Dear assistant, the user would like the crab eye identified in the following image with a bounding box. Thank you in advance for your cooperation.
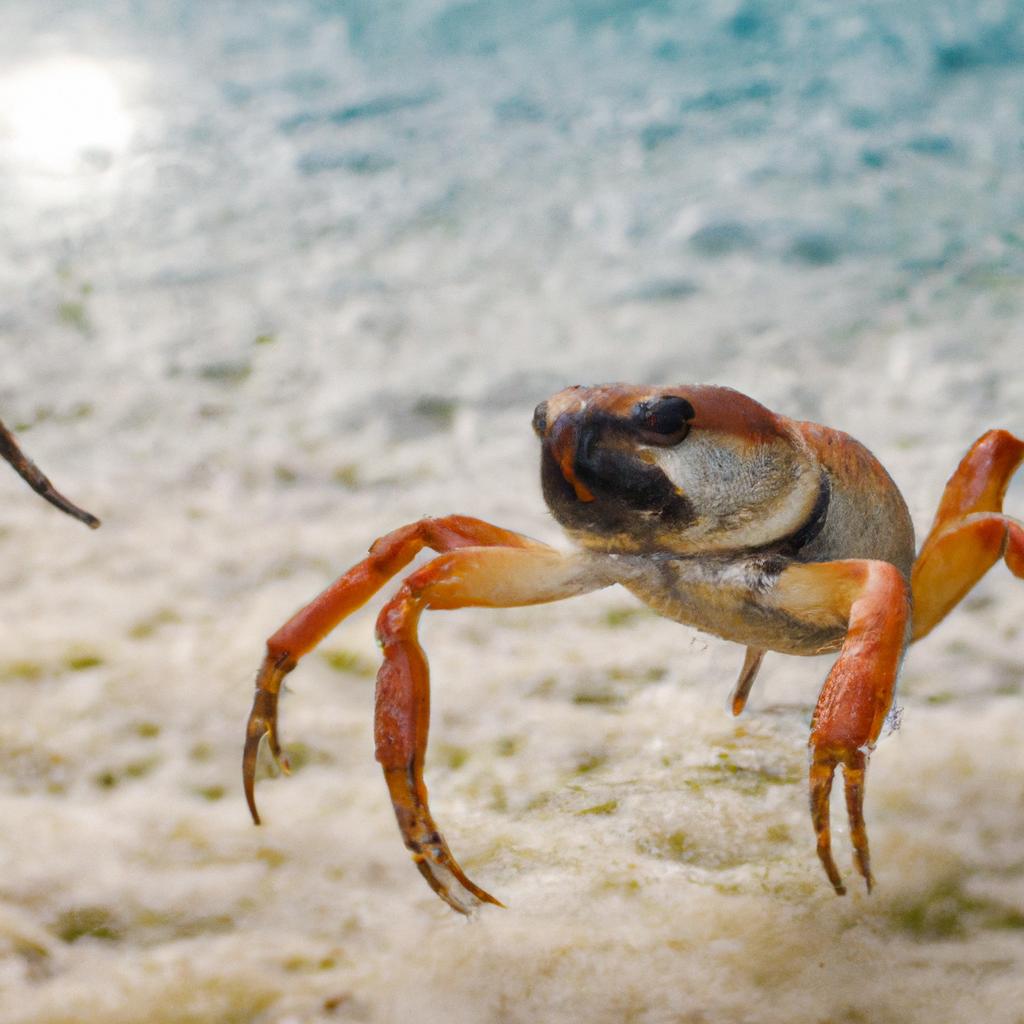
[632,395,694,446]
[532,401,548,437]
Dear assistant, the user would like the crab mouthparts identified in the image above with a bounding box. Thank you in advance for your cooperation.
[547,415,595,503]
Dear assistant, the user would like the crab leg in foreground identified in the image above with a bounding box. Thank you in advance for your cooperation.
[375,545,614,911]
[243,515,612,912]
[244,384,1024,910]
[0,418,100,528]
[773,560,910,892]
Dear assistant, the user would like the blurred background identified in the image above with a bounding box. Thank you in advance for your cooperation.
[1,2,1022,1022]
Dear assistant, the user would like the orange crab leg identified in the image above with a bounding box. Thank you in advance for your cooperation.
[374,545,612,913]
[0,418,100,528]
[774,559,911,894]
[911,429,1024,640]
[729,646,765,716]
[243,516,549,824]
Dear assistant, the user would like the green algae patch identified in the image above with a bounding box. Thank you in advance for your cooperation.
[683,758,801,797]
[602,605,652,628]
[595,872,642,895]
[282,952,344,973]
[332,462,360,488]
[189,741,213,762]
[136,908,235,940]
[413,395,457,428]
[986,906,1024,930]
[93,757,159,788]
[57,299,91,334]
[63,648,104,671]
[321,648,375,677]
[0,660,45,682]
[489,782,508,813]
[640,826,754,870]
[886,875,1024,940]
[495,735,521,757]
[607,664,668,683]
[54,906,123,943]
[256,846,288,868]
[574,752,608,775]
[198,359,252,385]
[577,799,619,816]
[1,649,106,680]
[663,831,690,858]
[194,784,226,801]
[572,689,624,707]
[129,607,182,639]
[437,742,470,770]
[572,665,667,706]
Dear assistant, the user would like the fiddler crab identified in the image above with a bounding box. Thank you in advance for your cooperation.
[0,417,100,529]
[243,384,1023,913]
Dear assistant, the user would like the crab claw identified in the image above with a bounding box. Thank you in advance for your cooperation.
[385,768,504,915]
[809,746,872,896]
[243,653,295,824]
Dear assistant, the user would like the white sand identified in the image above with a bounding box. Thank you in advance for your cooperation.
[1,3,1024,1022]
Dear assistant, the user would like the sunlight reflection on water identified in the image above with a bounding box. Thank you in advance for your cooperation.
[2,57,132,173]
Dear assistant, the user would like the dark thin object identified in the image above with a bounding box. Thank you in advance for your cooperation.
[0,418,100,528]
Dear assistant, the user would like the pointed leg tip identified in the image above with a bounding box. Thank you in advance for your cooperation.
[412,848,504,915]
[477,888,505,909]
[451,887,504,916]
[454,887,504,914]
[243,782,262,825]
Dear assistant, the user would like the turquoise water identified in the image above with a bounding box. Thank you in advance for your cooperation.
[2,1,1022,508]
[4,2,1024,401]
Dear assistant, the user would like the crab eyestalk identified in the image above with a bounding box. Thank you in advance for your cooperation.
[0,418,100,528]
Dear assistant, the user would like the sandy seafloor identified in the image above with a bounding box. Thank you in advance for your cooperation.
[1,2,1024,1022]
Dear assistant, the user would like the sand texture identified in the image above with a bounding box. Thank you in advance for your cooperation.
[1,3,1023,1022]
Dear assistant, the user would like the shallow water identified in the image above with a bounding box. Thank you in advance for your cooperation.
[1,2,1023,1022]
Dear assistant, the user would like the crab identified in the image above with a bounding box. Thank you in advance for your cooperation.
[0,417,99,528]
[243,384,1023,913]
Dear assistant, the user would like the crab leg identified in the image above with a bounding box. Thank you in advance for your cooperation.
[911,429,1024,640]
[244,516,552,823]
[0,418,100,528]
[773,559,911,894]
[374,546,613,913]
[729,646,765,716]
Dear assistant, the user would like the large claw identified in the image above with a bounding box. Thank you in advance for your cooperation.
[809,746,872,896]
[242,653,295,824]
